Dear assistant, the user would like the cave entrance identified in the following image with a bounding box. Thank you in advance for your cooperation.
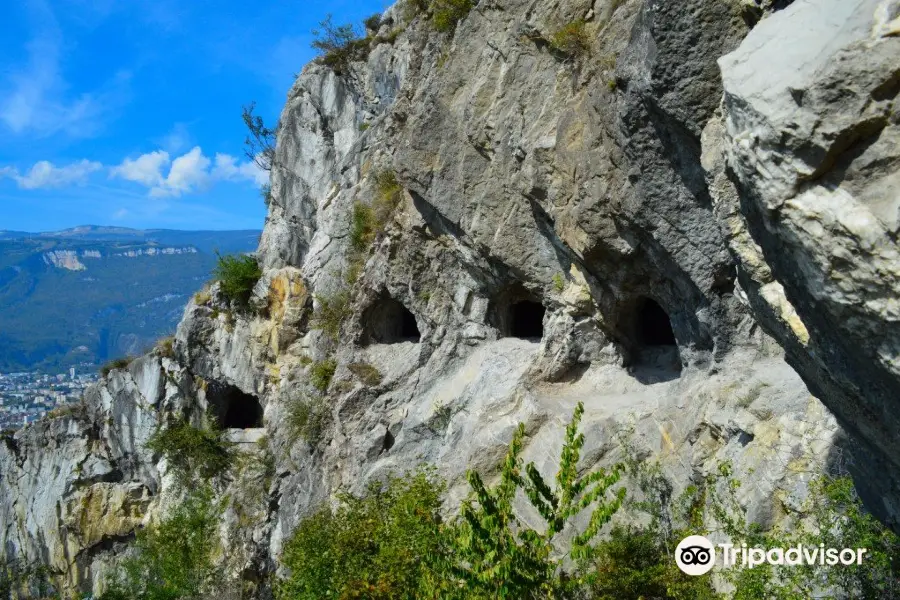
[626,296,681,381]
[362,293,421,345]
[510,300,546,339]
[489,285,546,340]
[208,382,263,429]
[636,297,677,347]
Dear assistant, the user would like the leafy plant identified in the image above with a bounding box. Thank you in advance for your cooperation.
[241,101,277,171]
[213,252,262,309]
[552,273,565,293]
[146,420,235,486]
[431,0,475,33]
[439,401,626,598]
[99,486,223,600]
[311,15,370,74]
[550,20,591,58]
[310,358,337,393]
[277,468,446,600]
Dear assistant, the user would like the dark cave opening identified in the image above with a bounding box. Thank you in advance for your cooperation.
[362,293,421,345]
[208,382,263,429]
[510,300,546,339]
[636,297,677,347]
[489,284,546,340]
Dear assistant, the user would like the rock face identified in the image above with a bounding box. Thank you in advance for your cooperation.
[0,0,896,596]
[704,0,900,524]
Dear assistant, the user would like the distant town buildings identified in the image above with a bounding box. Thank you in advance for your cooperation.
[0,369,97,431]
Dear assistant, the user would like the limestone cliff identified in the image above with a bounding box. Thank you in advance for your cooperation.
[0,0,896,596]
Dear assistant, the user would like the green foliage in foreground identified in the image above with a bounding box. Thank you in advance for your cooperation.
[278,402,627,599]
[277,469,446,600]
[17,402,900,600]
[213,253,262,309]
[438,402,625,598]
[146,420,235,487]
[99,486,222,600]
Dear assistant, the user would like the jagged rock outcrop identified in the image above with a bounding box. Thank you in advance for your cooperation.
[703,0,900,525]
[1,0,896,596]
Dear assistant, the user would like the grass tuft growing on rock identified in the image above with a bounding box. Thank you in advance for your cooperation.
[309,359,337,393]
[286,394,330,446]
[100,356,135,378]
[550,20,591,58]
[348,361,383,386]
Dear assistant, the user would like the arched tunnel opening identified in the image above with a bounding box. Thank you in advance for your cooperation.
[489,284,546,340]
[636,297,677,347]
[625,296,682,380]
[362,293,421,345]
[208,382,263,429]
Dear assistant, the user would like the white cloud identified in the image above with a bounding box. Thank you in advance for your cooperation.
[110,151,170,186]
[2,146,265,197]
[0,159,102,189]
[212,153,268,186]
[150,146,211,197]
[0,1,130,138]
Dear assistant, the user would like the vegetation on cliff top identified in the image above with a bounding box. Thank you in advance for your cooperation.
[213,252,262,310]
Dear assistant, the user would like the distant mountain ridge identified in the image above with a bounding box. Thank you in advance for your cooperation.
[0,226,261,255]
[0,227,261,373]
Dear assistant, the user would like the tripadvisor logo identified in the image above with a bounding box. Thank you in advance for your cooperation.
[676,535,716,575]
[675,535,869,576]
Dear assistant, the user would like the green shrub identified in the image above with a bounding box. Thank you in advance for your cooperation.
[431,0,474,32]
[309,358,337,393]
[286,394,330,446]
[277,468,446,600]
[348,361,383,386]
[213,253,262,309]
[101,356,135,377]
[707,462,900,599]
[550,20,591,57]
[363,13,383,31]
[99,486,223,600]
[312,15,370,74]
[588,525,718,600]
[146,420,235,486]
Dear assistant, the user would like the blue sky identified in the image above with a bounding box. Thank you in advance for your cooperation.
[0,0,388,232]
